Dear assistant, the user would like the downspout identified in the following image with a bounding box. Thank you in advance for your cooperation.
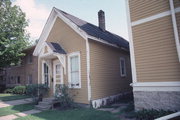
[169,0,180,62]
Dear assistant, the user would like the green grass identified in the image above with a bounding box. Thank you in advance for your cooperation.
[0,94,29,101]
[0,103,34,117]
[15,108,119,120]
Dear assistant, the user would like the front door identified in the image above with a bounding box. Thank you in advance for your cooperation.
[53,60,63,94]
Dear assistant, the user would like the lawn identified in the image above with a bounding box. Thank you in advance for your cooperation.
[15,108,119,120]
[0,103,34,116]
[0,94,29,101]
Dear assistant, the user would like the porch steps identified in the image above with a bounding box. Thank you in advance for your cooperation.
[35,98,55,111]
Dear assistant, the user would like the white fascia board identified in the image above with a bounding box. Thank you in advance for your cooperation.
[33,9,57,56]
[87,35,119,48]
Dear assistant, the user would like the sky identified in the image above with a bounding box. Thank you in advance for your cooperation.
[12,0,128,42]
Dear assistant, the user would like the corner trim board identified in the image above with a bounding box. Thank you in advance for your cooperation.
[125,0,137,83]
[169,0,180,62]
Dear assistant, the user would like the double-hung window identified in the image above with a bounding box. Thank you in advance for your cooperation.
[120,57,126,77]
[68,52,81,88]
[42,61,49,87]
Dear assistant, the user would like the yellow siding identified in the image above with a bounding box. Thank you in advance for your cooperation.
[89,40,132,100]
[174,0,180,8]
[176,12,180,42]
[132,16,180,82]
[44,18,88,104]
[129,0,170,22]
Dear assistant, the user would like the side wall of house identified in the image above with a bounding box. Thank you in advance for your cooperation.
[128,0,180,110]
[89,40,132,108]
[5,48,38,87]
[40,17,88,104]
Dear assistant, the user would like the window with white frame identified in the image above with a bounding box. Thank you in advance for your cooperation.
[68,52,81,88]
[120,57,126,77]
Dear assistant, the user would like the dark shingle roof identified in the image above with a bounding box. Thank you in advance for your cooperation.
[55,8,129,50]
[46,42,66,54]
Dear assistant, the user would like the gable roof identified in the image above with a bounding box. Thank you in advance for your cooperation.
[46,42,66,54]
[55,8,129,50]
[33,7,129,56]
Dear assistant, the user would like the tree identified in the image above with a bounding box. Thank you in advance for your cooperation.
[0,0,29,68]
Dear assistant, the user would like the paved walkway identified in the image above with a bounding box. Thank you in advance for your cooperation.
[0,98,32,108]
[0,109,41,120]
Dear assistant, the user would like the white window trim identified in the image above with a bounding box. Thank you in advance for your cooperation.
[120,57,126,77]
[68,51,81,88]
[42,60,50,87]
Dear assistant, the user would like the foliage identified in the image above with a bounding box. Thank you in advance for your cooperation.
[4,88,13,93]
[135,109,174,120]
[13,86,26,94]
[55,84,74,109]
[26,84,49,104]
[0,0,29,67]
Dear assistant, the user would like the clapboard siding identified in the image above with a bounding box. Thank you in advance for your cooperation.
[89,40,132,100]
[176,12,180,42]
[45,18,88,104]
[174,0,180,8]
[129,0,170,22]
[132,15,180,82]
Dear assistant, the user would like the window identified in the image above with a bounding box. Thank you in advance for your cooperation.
[120,57,126,77]
[27,54,33,63]
[17,76,20,84]
[68,52,81,88]
[28,74,32,84]
[43,62,49,86]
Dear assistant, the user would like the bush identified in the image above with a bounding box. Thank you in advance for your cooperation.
[55,84,74,109]
[4,88,14,93]
[26,84,49,104]
[135,109,174,120]
[13,86,26,94]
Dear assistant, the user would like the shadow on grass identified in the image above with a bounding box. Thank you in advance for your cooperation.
[15,108,119,120]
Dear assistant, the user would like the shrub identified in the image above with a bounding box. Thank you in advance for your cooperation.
[135,109,174,120]
[55,84,74,109]
[26,84,49,104]
[13,86,26,94]
[4,88,14,93]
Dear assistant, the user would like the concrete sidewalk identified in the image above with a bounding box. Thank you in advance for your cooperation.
[0,98,32,108]
[0,109,41,120]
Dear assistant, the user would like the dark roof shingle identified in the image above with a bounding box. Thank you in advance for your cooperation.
[46,42,66,54]
[55,8,129,50]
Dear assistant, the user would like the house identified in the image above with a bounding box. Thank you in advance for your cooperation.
[5,46,38,87]
[126,0,180,111]
[33,8,132,108]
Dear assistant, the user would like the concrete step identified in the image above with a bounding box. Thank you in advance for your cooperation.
[35,104,51,111]
[38,101,52,106]
[42,98,55,102]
